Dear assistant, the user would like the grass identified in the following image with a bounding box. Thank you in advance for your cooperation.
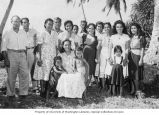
[1,68,159,109]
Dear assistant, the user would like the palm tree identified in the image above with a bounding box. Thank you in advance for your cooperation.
[0,0,14,46]
[102,0,127,21]
[131,0,154,36]
[144,0,159,64]
[66,0,88,21]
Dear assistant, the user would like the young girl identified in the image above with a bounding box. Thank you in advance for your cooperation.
[46,56,66,99]
[106,45,128,97]
[56,47,89,99]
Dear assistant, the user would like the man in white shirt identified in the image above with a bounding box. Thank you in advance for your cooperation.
[21,17,38,90]
[1,15,29,102]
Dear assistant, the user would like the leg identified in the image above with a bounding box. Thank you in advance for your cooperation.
[7,51,19,96]
[18,53,29,96]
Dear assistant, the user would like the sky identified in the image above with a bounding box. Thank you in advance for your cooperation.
[0,0,137,32]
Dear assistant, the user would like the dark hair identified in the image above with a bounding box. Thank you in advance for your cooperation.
[76,46,83,52]
[114,45,123,54]
[54,17,61,23]
[44,18,53,28]
[54,56,62,66]
[81,20,87,25]
[21,17,29,24]
[104,22,111,28]
[112,20,127,35]
[60,39,72,53]
[73,25,79,30]
[87,23,96,35]
[64,20,73,30]
[96,21,104,29]
[129,22,144,38]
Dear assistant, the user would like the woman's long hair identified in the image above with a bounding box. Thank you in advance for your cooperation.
[112,20,128,35]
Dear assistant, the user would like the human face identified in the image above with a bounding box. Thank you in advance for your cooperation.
[115,49,122,57]
[87,25,95,36]
[45,20,53,32]
[76,50,83,58]
[55,60,62,67]
[65,23,73,32]
[53,19,61,29]
[131,25,138,35]
[103,24,111,34]
[63,41,71,52]
[116,23,123,34]
[73,26,78,34]
[96,24,103,33]
[11,16,21,29]
[21,19,29,30]
[80,22,86,30]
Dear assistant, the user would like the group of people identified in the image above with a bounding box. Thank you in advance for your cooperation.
[0,15,148,105]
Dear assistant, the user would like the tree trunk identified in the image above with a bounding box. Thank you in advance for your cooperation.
[81,2,87,21]
[0,0,14,46]
[0,0,14,34]
[144,0,159,64]
[119,10,123,21]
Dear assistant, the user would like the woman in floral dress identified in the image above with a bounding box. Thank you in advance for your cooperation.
[98,22,112,94]
[34,18,57,98]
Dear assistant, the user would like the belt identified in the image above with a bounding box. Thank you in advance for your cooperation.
[7,49,26,53]
[27,46,35,49]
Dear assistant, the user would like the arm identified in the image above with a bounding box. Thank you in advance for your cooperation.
[96,40,102,63]
[139,36,146,66]
[83,59,89,86]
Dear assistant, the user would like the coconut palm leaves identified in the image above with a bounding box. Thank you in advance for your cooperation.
[131,0,154,35]
[66,0,89,21]
[102,0,127,21]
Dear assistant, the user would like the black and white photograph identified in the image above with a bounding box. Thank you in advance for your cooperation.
[0,0,159,113]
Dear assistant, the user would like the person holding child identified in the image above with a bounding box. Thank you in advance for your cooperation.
[33,18,58,98]
[56,41,89,99]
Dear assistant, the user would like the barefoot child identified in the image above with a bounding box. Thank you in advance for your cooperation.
[106,45,128,96]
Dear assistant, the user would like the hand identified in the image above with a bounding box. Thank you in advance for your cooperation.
[4,59,10,67]
[139,60,143,66]
[123,59,129,66]
[95,59,99,63]
[108,58,113,65]
[37,59,42,66]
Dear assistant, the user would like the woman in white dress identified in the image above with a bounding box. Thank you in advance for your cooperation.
[98,22,112,93]
[56,40,88,99]
[33,18,57,98]
[109,20,130,78]
[107,20,130,96]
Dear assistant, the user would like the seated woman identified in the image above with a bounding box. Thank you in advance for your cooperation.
[56,40,89,99]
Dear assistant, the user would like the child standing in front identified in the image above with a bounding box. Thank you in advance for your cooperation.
[106,45,128,97]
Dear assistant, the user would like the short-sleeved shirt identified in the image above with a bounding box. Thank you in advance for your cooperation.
[23,28,38,48]
[130,36,146,49]
[1,29,28,51]
[110,34,130,58]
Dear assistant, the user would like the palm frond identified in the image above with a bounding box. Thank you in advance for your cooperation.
[66,0,73,3]
[123,0,127,12]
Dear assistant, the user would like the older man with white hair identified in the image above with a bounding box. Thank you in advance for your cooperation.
[1,15,29,103]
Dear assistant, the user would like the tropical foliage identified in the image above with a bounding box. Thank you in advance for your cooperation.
[131,0,154,35]
[102,0,127,21]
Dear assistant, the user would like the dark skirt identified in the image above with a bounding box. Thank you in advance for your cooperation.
[128,51,144,81]
[111,64,124,86]
[83,45,96,76]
